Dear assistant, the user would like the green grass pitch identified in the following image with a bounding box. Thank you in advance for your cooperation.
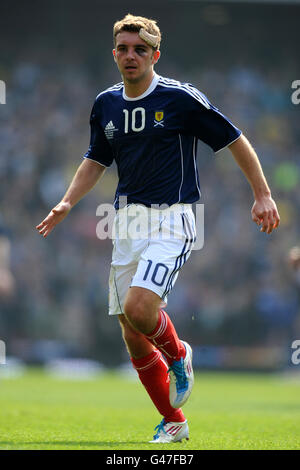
[0,368,299,450]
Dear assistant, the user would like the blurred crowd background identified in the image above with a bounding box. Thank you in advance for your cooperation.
[0,0,300,369]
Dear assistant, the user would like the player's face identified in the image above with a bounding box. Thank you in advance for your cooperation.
[113,31,160,84]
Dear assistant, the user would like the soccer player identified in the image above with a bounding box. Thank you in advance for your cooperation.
[36,14,280,443]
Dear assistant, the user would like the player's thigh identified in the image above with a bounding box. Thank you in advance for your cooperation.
[109,223,148,316]
[109,262,138,316]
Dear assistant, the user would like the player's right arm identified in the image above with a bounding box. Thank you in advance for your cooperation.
[36,158,106,238]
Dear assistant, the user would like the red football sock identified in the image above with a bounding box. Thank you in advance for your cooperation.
[131,349,185,423]
[146,310,185,365]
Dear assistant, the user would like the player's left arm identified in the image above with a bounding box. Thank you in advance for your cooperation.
[228,134,280,234]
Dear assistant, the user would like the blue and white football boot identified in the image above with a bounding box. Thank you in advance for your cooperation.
[168,341,194,408]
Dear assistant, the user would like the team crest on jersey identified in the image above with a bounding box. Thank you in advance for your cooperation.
[154,111,164,127]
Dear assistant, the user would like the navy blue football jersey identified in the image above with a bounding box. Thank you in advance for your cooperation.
[84,73,241,208]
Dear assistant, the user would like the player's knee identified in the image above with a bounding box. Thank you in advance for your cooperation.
[123,298,147,330]
[124,288,160,333]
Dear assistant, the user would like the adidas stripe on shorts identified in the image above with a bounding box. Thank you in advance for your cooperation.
[108,203,196,316]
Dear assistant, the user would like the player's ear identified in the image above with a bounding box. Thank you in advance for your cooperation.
[112,49,117,62]
[152,50,160,65]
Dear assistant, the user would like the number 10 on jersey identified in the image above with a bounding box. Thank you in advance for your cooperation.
[123,107,146,133]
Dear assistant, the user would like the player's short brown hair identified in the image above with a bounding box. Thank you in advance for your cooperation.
[113,14,161,50]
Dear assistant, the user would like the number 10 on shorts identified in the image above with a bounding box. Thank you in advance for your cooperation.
[143,260,169,287]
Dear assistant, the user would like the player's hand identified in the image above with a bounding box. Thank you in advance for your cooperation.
[36,201,72,238]
[251,196,280,234]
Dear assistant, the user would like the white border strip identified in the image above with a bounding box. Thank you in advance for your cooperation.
[214,132,242,154]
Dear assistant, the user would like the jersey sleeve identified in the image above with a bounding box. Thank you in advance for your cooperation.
[182,86,242,153]
[83,101,114,167]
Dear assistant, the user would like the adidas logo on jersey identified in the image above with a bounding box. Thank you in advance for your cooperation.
[104,120,118,139]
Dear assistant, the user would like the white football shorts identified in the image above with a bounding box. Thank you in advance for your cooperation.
[108,203,196,316]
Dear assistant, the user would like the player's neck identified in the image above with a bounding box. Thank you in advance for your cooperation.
[123,70,155,98]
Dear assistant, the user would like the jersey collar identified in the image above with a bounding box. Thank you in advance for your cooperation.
[123,73,160,101]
